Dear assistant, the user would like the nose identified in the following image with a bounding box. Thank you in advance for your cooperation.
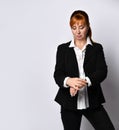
[76,28,80,34]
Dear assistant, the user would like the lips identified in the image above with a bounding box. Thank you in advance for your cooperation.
[76,35,82,38]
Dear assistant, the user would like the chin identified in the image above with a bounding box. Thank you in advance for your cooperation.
[76,37,83,40]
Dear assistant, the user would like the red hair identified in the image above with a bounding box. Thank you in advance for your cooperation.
[70,10,93,42]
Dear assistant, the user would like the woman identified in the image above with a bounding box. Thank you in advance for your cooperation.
[54,10,115,130]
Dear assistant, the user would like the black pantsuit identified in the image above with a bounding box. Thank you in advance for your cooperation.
[54,41,115,130]
[61,106,114,130]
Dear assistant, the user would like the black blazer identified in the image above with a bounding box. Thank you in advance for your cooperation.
[54,41,107,110]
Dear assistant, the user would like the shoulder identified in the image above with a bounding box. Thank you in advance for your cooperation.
[56,41,71,54]
[57,41,71,49]
[92,42,104,51]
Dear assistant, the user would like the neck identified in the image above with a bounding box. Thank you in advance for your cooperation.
[74,39,87,49]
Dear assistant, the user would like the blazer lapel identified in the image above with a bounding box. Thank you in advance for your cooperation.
[66,43,94,77]
[67,47,79,77]
[84,44,94,65]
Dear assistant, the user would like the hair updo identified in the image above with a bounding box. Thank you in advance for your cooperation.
[70,10,93,42]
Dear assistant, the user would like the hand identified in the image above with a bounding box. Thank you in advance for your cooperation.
[70,87,77,97]
[66,77,87,90]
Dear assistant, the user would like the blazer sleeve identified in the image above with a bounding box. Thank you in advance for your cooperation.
[87,44,108,86]
[53,45,67,88]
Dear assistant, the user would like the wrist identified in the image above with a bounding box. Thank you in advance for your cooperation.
[64,77,70,88]
[66,77,71,86]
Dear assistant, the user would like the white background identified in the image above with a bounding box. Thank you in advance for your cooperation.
[0,0,119,130]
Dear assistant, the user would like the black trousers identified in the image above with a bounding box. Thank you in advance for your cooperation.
[61,105,115,130]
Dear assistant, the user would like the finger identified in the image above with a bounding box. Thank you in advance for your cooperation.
[71,90,77,97]
[70,87,77,94]
[74,90,77,95]
[75,82,85,88]
[79,80,87,86]
[72,85,78,90]
[78,85,84,89]
[75,79,87,85]
[78,78,86,81]
[74,85,80,90]
[70,91,75,97]
[80,83,87,87]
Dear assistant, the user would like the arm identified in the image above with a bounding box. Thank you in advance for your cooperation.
[54,45,87,89]
[86,44,108,86]
[54,45,67,88]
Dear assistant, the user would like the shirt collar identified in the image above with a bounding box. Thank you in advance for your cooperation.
[69,37,92,48]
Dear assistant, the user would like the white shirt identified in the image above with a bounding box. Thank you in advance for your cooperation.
[64,38,92,110]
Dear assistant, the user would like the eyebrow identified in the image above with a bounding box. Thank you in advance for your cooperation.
[72,24,85,27]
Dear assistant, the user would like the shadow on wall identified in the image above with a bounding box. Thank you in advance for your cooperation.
[102,52,119,130]
[79,50,119,130]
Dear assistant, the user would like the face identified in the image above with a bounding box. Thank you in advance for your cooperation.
[71,21,89,41]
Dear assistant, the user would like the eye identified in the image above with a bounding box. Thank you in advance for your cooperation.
[79,26,85,29]
[72,26,77,30]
